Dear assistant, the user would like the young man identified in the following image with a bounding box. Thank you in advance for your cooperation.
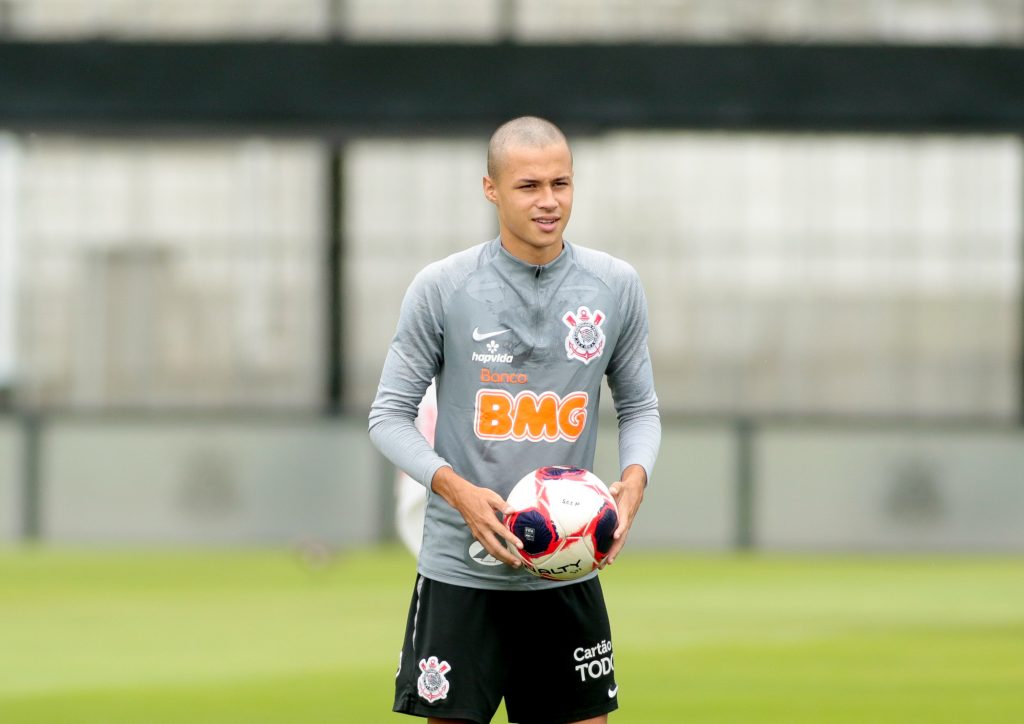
[369,116,660,724]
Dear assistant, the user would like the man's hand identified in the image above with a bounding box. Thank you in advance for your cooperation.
[431,466,523,568]
[602,464,647,567]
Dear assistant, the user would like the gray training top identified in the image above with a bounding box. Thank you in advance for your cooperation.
[369,237,661,591]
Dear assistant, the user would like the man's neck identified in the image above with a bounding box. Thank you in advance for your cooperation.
[500,238,564,267]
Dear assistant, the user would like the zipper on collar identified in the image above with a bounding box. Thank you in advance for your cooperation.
[534,266,542,279]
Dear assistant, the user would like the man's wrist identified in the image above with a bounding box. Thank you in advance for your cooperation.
[431,466,467,505]
[621,464,648,488]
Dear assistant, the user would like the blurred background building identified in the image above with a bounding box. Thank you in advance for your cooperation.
[0,0,1022,550]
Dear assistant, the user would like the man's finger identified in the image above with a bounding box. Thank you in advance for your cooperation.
[491,499,515,517]
[492,520,524,550]
[471,513,523,565]
[602,530,628,567]
[613,509,632,540]
[482,491,522,547]
[478,530,522,567]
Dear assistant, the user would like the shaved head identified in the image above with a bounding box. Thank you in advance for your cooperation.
[487,116,570,179]
[482,116,574,265]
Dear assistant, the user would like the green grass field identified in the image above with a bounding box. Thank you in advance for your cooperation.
[1,546,1022,723]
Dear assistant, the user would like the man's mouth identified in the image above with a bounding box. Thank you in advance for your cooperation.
[533,217,559,232]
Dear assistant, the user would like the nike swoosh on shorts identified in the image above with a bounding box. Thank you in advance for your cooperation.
[608,685,619,698]
[472,327,510,341]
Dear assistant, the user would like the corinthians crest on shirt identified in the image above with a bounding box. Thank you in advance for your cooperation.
[563,306,606,364]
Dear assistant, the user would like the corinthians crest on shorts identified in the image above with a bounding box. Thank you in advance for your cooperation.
[563,306,606,364]
[417,656,452,702]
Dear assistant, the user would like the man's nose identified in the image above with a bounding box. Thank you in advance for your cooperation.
[536,185,557,209]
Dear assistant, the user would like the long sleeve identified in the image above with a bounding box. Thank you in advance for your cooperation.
[605,265,661,482]
[368,265,451,488]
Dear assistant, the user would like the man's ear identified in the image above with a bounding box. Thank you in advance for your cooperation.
[482,175,497,204]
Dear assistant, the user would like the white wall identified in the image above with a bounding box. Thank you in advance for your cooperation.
[2,415,1023,551]
[757,427,1024,551]
[0,134,17,390]
[40,417,378,546]
[593,419,737,549]
[0,418,21,541]
[15,137,326,409]
[9,0,1021,44]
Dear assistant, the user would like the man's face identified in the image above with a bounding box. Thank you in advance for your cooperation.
[483,141,573,265]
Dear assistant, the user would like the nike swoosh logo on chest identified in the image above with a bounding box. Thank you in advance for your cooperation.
[472,327,510,342]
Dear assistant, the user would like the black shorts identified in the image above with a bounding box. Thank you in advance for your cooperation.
[393,575,618,724]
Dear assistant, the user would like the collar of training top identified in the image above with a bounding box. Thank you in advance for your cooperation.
[492,236,573,277]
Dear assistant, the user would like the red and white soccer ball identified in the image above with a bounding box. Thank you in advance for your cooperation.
[504,466,619,581]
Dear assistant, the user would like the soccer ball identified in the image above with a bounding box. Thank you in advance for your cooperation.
[504,466,619,581]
